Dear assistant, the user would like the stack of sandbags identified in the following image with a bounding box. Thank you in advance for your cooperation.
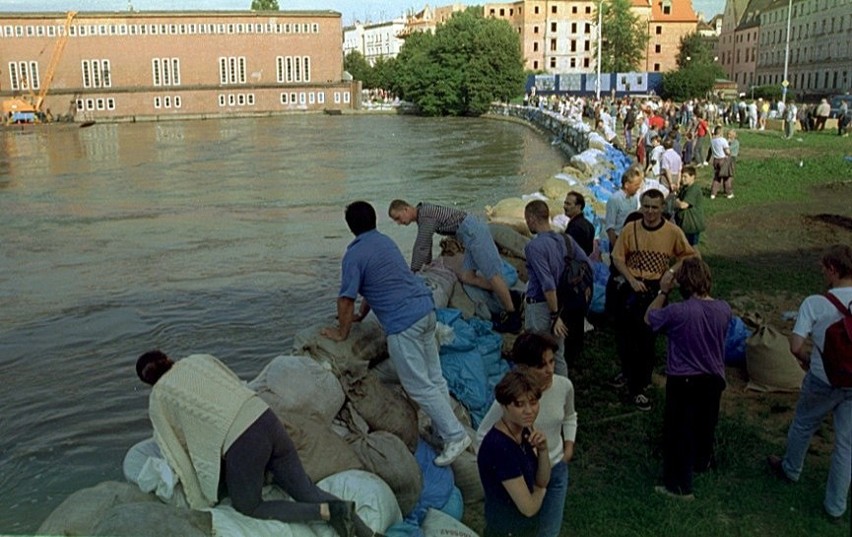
[292,321,387,370]
[484,198,528,234]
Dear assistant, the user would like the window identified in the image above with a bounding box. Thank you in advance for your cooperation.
[583,58,589,68]
[533,60,539,70]
[247,94,254,105]
[655,44,661,53]
[164,96,172,108]
[570,57,576,68]
[550,39,556,51]
[571,22,577,33]
[551,5,557,13]
[86,98,94,110]
[534,6,539,14]
[655,26,662,35]
[334,91,341,104]
[550,57,556,68]
[154,96,161,108]
[533,42,539,52]
[107,98,115,110]
[343,92,350,104]
[219,94,226,106]
[299,92,306,104]
[662,0,672,15]
[219,56,246,84]
[551,22,557,32]
[318,92,325,104]
[228,94,236,105]
[654,63,661,71]
[238,94,245,105]
[290,92,296,104]
[309,92,315,104]
[280,92,289,104]
[570,40,576,52]
[586,6,591,13]
[534,25,539,34]
[76,99,84,111]
[572,6,578,13]
[585,23,591,33]
[96,98,105,110]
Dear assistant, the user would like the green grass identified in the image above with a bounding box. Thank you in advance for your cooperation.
[464,128,852,536]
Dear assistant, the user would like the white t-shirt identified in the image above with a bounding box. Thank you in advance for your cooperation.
[793,287,852,385]
[710,136,730,159]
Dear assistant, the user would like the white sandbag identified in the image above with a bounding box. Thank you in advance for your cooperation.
[250,355,345,424]
[292,321,387,368]
[123,438,183,505]
[553,172,579,186]
[210,504,319,537]
[318,470,402,533]
[421,508,478,537]
[350,431,422,516]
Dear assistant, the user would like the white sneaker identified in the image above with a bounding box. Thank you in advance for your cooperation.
[726,193,735,199]
[434,435,471,466]
[710,195,716,200]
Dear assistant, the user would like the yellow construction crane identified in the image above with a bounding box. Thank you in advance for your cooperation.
[34,11,77,112]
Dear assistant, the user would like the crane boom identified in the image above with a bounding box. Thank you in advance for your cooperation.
[34,11,77,112]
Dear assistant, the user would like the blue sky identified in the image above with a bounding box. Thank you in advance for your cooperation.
[0,0,726,25]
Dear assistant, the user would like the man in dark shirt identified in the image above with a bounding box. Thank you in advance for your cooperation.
[563,191,595,256]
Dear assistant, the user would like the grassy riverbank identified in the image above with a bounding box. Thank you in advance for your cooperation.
[464,128,852,536]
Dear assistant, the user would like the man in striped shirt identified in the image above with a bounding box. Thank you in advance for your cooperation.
[389,200,521,333]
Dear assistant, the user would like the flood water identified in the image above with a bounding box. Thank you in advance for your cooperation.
[0,113,565,533]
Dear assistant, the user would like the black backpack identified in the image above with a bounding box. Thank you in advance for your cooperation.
[555,233,594,320]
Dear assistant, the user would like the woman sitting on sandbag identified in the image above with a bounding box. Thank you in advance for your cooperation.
[477,370,551,537]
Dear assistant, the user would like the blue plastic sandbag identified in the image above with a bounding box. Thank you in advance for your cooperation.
[724,316,751,365]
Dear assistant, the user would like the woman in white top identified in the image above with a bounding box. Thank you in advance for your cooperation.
[476,333,578,537]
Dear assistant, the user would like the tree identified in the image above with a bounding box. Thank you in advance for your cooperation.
[661,33,726,100]
[392,10,524,116]
[597,0,648,73]
[250,0,278,10]
[344,51,373,86]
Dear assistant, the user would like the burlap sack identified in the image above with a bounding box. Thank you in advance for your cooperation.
[292,321,387,369]
[339,365,420,452]
[449,450,483,505]
[488,223,530,259]
[350,431,422,516]
[279,414,364,482]
[250,355,345,425]
[745,315,804,392]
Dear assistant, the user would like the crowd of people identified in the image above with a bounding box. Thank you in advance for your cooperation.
[130,98,850,535]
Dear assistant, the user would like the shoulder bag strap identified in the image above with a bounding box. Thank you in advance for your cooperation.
[824,292,852,317]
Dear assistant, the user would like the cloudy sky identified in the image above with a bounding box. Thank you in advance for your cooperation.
[0,0,726,25]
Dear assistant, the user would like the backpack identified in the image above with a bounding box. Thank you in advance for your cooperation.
[820,293,852,387]
[556,233,594,319]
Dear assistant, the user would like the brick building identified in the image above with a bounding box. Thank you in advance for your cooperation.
[0,10,358,122]
[635,0,700,73]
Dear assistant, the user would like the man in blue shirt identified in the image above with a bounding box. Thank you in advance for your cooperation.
[322,201,471,466]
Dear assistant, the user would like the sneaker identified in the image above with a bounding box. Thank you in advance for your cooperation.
[766,455,793,483]
[726,193,734,199]
[493,310,522,334]
[654,485,695,501]
[633,393,651,411]
[434,435,472,467]
[710,195,716,200]
[607,372,627,389]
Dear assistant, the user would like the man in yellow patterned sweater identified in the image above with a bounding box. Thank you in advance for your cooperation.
[611,190,696,411]
[136,351,381,537]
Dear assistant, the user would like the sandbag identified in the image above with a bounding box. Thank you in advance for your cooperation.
[488,223,530,259]
[350,432,422,517]
[123,438,185,505]
[37,481,158,537]
[541,176,573,202]
[420,508,478,537]
[485,198,526,221]
[438,487,463,521]
[419,261,458,309]
[279,414,364,482]
[449,449,483,505]
[486,216,530,236]
[250,355,345,425]
[744,316,804,392]
[92,501,211,537]
[317,470,403,534]
[406,441,455,526]
[447,280,479,319]
[292,321,387,368]
[339,364,420,452]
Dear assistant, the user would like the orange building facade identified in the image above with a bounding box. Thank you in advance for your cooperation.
[483,0,699,74]
[0,10,358,122]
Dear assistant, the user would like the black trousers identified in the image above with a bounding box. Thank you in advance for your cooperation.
[662,375,725,495]
[613,280,660,396]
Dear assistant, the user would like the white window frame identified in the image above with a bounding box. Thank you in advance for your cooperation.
[317,92,325,104]
[96,98,105,110]
[164,95,171,108]
[246,93,255,105]
[280,92,288,104]
[174,95,181,108]
[107,97,115,110]
[228,94,236,105]
[218,94,226,106]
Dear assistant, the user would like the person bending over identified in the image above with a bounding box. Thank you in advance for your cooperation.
[136,351,382,537]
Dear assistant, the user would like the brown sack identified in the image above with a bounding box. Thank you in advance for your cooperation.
[744,315,804,392]
[350,431,422,516]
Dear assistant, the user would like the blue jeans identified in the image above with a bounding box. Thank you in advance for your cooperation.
[782,372,852,517]
[459,215,503,280]
[524,301,567,377]
[537,461,569,537]
[387,311,467,444]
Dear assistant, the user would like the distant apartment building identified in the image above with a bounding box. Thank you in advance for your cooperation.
[398,4,468,37]
[342,17,406,65]
[0,10,357,121]
[718,0,852,96]
[482,0,698,74]
[755,0,851,97]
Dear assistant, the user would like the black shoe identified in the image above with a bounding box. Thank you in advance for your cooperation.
[327,500,355,537]
[766,455,793,483]
[493,310,522,334]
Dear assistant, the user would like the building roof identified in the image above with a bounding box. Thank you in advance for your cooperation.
[651,0,698,22]
[736,0,777,30]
